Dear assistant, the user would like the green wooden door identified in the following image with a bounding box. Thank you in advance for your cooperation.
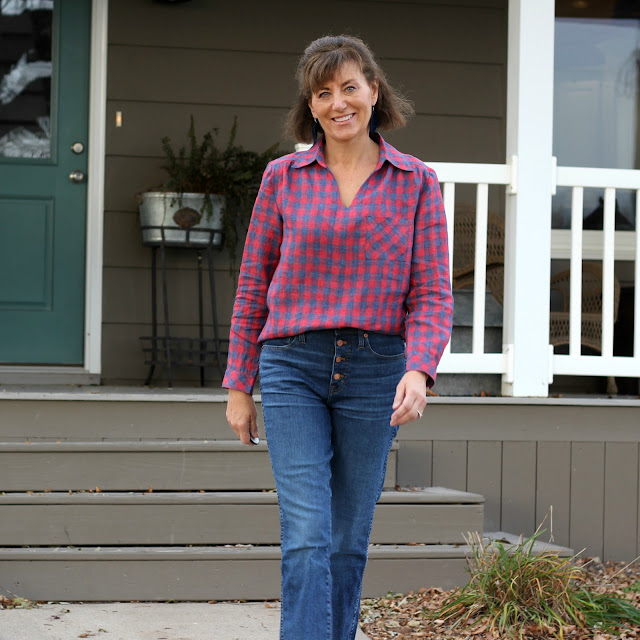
[0,0,90,364]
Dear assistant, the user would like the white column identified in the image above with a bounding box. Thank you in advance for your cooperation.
[501,0,555,396]
[84,0,109,376]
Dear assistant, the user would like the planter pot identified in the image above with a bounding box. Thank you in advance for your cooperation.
[138,192,224,247]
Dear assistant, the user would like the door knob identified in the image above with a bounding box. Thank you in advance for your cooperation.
[69,170,85,183]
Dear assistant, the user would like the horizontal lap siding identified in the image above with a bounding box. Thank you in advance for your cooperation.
[400,403,640,561]
[103,0,507,384]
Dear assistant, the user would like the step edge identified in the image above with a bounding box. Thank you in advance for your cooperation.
[0,544,470,561]
[0,488,483,505]
[0,440,399,452]
[484,531,574,557]
[3,387,640,407]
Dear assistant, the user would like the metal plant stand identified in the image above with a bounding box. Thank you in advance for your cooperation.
[139,225,225,387]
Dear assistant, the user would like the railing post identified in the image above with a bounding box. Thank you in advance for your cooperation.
[502,0,555,396]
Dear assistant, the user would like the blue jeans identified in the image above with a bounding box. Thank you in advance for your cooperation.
[259,329,405,640]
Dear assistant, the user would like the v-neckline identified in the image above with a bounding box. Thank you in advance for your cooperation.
[327,165,377,210]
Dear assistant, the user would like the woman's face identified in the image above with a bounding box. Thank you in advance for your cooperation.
[308,61,378,146]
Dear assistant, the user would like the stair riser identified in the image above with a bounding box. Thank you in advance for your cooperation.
[0,450,397,491]
[0,400,231,440]
[0,556,469,601]
[0,503,482,546]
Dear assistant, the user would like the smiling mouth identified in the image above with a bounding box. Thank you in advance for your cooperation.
[333,114,354,123]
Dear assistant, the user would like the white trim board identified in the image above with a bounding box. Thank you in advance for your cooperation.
[84,0,108,377]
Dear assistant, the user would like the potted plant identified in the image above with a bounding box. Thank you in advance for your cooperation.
[138,115,280,264]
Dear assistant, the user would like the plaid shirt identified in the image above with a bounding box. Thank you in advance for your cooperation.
[222,134,453,394]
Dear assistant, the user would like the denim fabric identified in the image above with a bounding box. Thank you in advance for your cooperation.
[259,329,405,640]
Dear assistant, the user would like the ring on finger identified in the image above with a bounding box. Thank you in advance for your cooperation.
[416,408,423,418]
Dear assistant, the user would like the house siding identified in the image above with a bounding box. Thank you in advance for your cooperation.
[102,0,507,385]
[397,401,640,561]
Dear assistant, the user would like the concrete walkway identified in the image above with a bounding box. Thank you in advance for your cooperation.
[0,602,370,639]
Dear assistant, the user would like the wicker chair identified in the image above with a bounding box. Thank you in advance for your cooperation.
[550,262,621,394]
[452,210,621,391]
[452,208,505,306]
[549,261,621,355]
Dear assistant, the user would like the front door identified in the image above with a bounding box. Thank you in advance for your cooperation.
[0,0,90,365]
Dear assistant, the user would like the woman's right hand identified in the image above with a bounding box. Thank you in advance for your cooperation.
[226,389,259,445]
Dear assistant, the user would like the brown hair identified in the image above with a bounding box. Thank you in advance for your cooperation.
[285,35,415,143]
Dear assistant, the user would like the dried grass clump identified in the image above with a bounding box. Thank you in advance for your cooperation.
[434,527,640,639]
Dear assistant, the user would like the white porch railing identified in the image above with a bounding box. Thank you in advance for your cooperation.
[552,166,640,378]
[428,160,515,379]
[429,161,640,387]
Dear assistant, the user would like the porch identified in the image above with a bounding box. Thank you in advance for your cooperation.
[0,385,637,600]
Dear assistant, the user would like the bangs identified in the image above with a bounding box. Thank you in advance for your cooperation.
[304,48,364,94]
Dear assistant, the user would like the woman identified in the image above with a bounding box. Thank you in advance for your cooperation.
[223,35,453,640]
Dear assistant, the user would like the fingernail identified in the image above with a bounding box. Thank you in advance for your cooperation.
[250,436,260,445]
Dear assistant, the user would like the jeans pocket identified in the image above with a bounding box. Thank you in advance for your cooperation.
[365,215,411,261]
[364,332,405,359]
[261,335,298,350]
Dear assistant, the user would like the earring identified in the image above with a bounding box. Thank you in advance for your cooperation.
[369,106,379,135]
[312,117,320,144]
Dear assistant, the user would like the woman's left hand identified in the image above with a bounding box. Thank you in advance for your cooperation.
[390,370,429,426]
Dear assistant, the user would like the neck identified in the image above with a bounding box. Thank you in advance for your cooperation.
[324,133,379,168]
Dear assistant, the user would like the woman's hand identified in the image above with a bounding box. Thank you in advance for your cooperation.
[226,389,259,445]
[390,370,429,426]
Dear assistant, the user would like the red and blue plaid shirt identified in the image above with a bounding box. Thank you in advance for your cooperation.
[222,134,453,393]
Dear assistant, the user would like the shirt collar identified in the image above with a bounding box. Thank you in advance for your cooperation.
[290,133,415,172]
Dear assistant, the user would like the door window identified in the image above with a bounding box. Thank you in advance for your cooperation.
[0,0,53,159]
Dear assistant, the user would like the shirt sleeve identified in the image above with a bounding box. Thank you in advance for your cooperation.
[222,162,282,393]
[404,165,453,386]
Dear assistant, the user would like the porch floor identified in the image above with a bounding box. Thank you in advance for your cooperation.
[1,384,639,406]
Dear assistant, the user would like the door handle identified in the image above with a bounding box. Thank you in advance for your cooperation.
[69,170,86,184]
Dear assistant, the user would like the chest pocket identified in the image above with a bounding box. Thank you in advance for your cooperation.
[365,214,411,262]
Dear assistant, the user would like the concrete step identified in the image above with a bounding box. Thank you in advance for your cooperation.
[0,440,398,491]
[0,534,572,601]
[0,487,484,546]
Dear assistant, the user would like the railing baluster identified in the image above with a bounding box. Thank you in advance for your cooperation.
[569,187,583,356]
[472,184,489,355]
[635,190,640,359]
[442,182,456,357]
[602,187,616,358]
[442,182,456,285]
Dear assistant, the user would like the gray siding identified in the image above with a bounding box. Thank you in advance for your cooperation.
[395,399,640,561]
[103,0,507,384]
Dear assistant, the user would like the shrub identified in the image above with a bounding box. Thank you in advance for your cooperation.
[433,527,640,639]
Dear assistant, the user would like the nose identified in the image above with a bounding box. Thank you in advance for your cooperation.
[332,96,347,111]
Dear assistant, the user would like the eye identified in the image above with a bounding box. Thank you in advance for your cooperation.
[317,91,330,98]
[345,85,356,93]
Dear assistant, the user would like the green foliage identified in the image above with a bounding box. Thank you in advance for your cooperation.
[432,528,640,639]
[623,580,640,593]
[160,115,281,264]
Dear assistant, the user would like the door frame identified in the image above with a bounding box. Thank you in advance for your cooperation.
[0,0,107,385]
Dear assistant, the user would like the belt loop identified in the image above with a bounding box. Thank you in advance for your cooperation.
[358,330,365,348]
[299,332,306,344]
